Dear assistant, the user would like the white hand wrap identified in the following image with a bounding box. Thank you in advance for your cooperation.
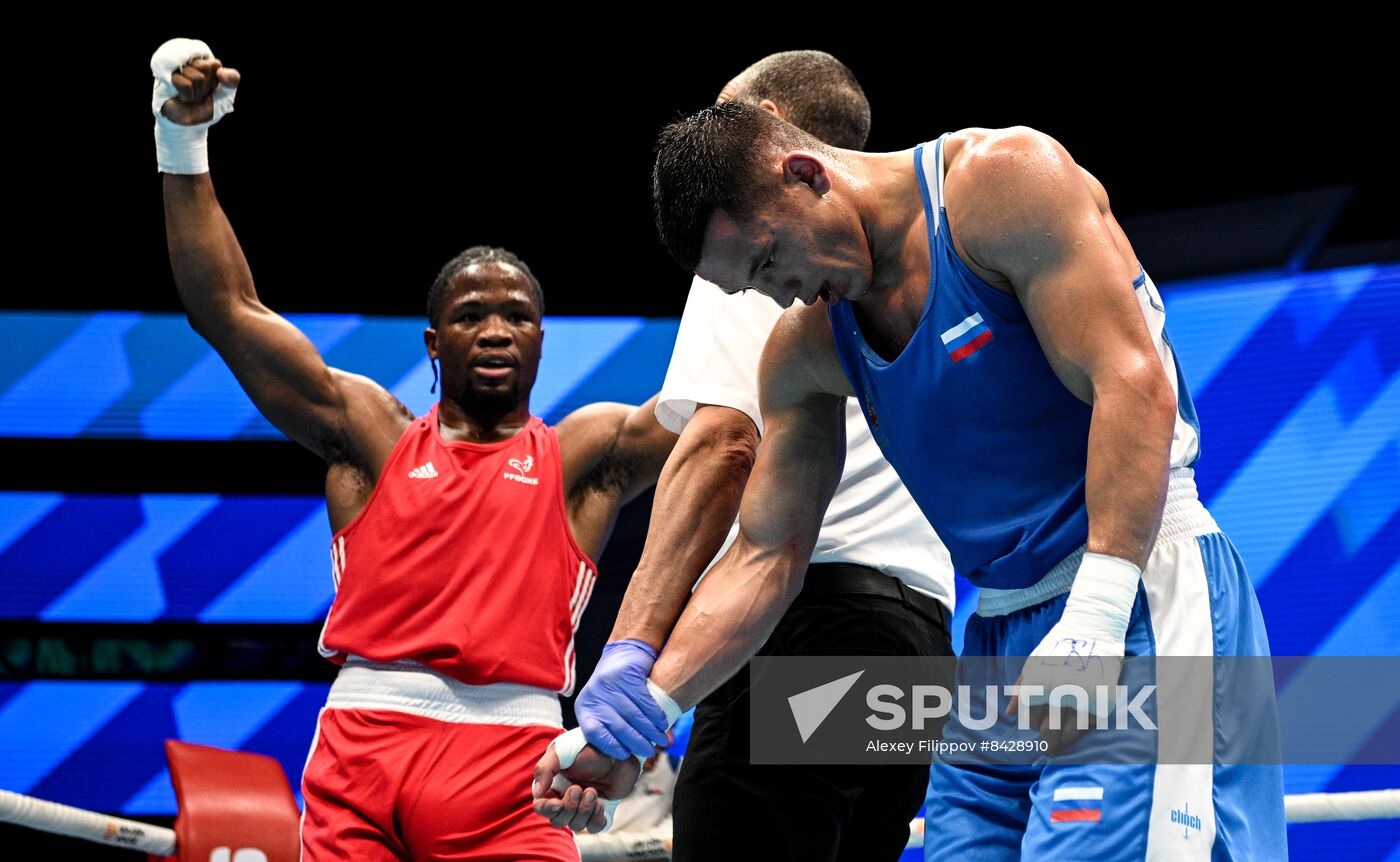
[546,728,627,833]
[1019,553,1141,720]
[646,679,685,730]
[150,38,238,174]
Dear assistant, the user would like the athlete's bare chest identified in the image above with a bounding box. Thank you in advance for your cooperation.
[851,272,932,362]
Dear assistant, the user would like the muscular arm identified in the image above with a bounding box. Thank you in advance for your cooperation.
[949,129,1175,568]
[649,306,849,709]
[165,175,396,462]
[563,286,773,762]
[604,280,776,648]
[159,65,407,469]
[558,395,680,562]
[609,404,758,648]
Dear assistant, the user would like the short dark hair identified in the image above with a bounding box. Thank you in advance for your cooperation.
[738,50,870,150]
[652,101,827,272]
[426,245,545,327]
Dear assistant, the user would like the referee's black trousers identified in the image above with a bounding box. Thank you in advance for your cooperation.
[671,564,954,862]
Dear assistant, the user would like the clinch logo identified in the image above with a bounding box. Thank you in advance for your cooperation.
[1170,803,1202,838]
[504,455,539,485]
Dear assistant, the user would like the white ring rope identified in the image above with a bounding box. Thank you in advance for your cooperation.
[575,824,673,860]
[3,787,1397,859]
[1283,790,1400,823]
[0,789,176,855]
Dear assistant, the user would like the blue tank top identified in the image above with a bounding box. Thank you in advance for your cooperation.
[828,136,1200,589]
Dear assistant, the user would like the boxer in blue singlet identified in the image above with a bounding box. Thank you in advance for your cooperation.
[537,103,1287,858]
[617,106,1287,860]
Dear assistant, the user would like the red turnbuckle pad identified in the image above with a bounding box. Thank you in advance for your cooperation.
[163,740,301,862]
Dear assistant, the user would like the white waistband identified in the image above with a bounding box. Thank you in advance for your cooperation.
[976,469,1218,617]
[326,656,562,728]
[976,547,1086,617]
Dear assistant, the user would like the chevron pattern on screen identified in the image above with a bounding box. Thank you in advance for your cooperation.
[0,681,328,814]
[0,314,678,437]
[0,493,333,621]
[1,266,1397,858]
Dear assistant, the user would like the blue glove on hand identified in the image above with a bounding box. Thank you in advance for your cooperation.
[575,639,672,760]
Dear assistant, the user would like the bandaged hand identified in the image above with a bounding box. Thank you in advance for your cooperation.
[531,728,643,833]
[150,38,240,174]
[1010,553,1141,741]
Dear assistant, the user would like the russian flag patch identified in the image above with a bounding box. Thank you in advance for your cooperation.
[940,313,994,361]
[1050,786,1103,823]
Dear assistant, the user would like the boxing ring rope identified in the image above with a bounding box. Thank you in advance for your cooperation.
[4,787,1399,860]
[0,789,177,855]
[1283,790,1400,823]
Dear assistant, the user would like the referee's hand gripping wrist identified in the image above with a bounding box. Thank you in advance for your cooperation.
[575,639,674,760]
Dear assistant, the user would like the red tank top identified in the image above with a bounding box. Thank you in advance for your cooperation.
[317,404,597,695]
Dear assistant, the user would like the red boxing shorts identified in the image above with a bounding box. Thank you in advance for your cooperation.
[301,659,577,862]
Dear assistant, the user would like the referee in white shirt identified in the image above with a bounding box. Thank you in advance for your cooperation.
[571,51,956,862]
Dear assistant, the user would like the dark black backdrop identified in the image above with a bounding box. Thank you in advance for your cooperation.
[8,17,1397,320]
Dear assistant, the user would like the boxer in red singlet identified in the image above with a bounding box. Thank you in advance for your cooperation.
[155,50,673,861]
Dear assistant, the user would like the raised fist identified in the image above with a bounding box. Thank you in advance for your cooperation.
[161,58,240,126]
[150,38,239,127]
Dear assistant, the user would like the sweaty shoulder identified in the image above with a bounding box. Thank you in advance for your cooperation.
[952,126,1113,210]
[943,126,1071,183]
[554,401,631,486]
[760,303,855,408]
[940,127,1112,286]
[554,401,630,453]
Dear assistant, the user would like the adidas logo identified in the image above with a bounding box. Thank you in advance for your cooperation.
[408,461,438,479]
